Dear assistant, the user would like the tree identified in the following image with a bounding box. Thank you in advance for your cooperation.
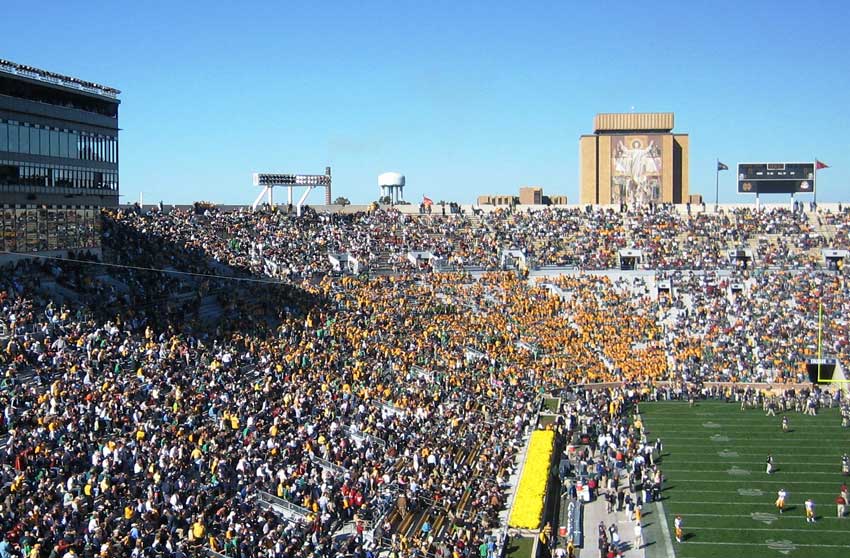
[333,197,350,206]
[378,196,392,205]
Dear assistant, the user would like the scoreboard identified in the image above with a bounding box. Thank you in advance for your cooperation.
[737,162,816,194]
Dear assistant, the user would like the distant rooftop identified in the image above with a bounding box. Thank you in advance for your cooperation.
[593,112,674,133]
[0,58,120,99]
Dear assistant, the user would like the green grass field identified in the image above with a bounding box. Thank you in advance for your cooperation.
[504,536,534,558]
[641,400,850,558]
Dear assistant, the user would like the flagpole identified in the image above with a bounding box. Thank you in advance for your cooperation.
[817,293,823,381]
[715,158,720,212]
[813,157,818,208]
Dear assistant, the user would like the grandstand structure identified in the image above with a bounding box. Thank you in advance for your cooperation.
[0,72,846,556]
[230,203,847,276]
[0,59,119,257]
[2,199,849,558]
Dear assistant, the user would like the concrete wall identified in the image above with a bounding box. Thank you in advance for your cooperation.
[579,135,597,204]
[519,187,542,205]
[598,136,613,204]
[0,247,102,266]
[662,134,674,203]
[0,95,118,130]
[674,134,689,204]
[125,201,846,218]
[593,112,674,133]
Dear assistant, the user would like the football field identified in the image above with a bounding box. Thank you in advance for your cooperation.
[641,400,850,558]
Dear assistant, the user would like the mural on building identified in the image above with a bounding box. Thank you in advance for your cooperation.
[611,135,662,205]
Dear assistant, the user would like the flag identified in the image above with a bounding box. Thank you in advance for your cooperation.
[717,161,729,171]
[816,160,829,170]
[422,196,433,206]
[817,299,823,363]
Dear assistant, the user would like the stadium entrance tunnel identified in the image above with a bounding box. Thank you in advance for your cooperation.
[726,248,755,269]
[822,249,848,271]
[657,279,672,297]
[806,358,846,385]
[618,248,643,271]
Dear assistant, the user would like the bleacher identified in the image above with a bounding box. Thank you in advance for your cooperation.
[0,202,847,558]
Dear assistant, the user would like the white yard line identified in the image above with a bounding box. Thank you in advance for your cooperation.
[686,526,849,533]
[659,460,839,465]
[662,479,840,484]
[678,489,841,495]
[660,440,841,446]
[662,469,838,475]
[667,513,844,520]
[647,422,847,426]
[664,451,845,457]
[678,541,848,548]
[664,501,793,506]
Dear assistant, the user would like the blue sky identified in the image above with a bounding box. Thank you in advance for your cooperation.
[4,0,848,205]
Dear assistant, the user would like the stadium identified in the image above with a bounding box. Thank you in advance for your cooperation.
[0,58,848,558]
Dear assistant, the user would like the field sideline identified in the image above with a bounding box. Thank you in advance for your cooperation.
[641,400,850,558]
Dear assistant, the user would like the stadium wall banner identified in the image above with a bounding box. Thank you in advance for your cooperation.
[610,135,663,206]
[565,498,583,547]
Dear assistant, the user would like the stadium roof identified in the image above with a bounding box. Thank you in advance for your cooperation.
[593,112,674,133]
[0,58,120,99]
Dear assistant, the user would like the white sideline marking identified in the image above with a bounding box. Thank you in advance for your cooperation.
[655,500,676,558]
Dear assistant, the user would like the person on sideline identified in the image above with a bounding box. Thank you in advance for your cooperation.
[633,522,644,549]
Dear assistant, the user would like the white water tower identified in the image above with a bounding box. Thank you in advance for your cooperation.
[378,172,405,204]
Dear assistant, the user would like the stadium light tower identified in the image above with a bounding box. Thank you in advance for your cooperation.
[251,167,332,215]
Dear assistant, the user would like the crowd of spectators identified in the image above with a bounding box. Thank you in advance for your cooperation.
[652,269,849,384]
[554,388,659,557]
[0,201,847,557]
[1,258,561,558]
[103,204,850,278]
